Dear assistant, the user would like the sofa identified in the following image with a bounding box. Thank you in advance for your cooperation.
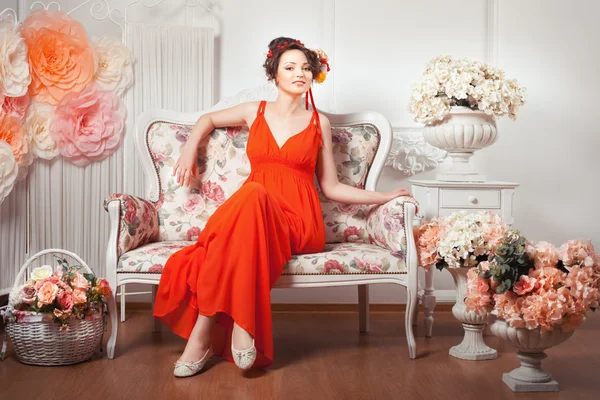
[103,85,429,359]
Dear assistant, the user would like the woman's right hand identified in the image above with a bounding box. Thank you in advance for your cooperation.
[173,142,198,187]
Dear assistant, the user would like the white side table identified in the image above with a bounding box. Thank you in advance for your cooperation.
[408,179,520,338]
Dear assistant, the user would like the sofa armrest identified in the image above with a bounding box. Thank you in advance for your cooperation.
[103,193,159,258]
[365,196,420,253]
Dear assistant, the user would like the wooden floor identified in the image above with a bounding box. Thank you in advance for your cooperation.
[1,308,599,400]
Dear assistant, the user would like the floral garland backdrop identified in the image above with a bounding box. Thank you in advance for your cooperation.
[0,9,134,204]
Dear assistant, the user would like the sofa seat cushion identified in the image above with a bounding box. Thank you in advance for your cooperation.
[117,241,407,274]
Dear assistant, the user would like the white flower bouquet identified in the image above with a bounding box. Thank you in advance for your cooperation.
[408,55,527,125]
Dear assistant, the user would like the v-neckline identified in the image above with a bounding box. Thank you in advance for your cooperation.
[262,113,315,152]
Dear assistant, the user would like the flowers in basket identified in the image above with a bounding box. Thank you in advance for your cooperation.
[415,210,508,271]
[408,55,527,124]
[5,258,113,332]
[464,232,600,332]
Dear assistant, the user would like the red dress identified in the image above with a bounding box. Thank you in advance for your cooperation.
[153,100,326,368]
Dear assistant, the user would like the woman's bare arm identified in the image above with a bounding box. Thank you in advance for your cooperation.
[174,101,259,186]
[315,115,410,205]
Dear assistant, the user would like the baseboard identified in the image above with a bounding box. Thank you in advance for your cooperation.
[121,302,454,313]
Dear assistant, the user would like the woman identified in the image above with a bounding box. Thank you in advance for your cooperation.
[153,37,411,377]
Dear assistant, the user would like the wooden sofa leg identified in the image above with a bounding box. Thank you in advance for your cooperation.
[358,284,369,333]
[151,285,161,333]
[405,286,417,359]
[423,267,436,338]
[120,284,126,323]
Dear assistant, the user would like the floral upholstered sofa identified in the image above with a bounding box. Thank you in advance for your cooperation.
[103,85,423,359]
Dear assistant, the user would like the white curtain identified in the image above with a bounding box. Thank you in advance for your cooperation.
[0,23,214,294]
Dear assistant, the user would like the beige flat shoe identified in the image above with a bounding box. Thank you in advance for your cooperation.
[174,347,214,378]
[231,339,257,370]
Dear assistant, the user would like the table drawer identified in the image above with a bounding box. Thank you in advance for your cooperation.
[440,189,501,209]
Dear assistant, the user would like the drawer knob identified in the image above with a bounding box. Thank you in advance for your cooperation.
[468,196,478,204]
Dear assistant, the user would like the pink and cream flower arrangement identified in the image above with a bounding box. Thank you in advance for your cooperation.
[464,234,600,332]
[415,210,508,271]
[5,260,112,331]
[0,10,134,203]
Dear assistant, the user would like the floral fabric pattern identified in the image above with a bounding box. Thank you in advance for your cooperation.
[317,124,380,243]
[366,196,420,253]
[103,193,159,258]
[147,122,250,241]
[117,241,407,274]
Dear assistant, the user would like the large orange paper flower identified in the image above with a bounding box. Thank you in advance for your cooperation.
[0,112,28,166]
[21,10,96,105]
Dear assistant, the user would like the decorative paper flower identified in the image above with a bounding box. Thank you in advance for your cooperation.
[23,101,58,159]
[91,36,134,96]
[22,10,96,105]
[0,140,18,204]
[50,84,126,167]
[0,18,31,97]
[311,48,330,84]
[2,94,30,120]
[0,112,29,166]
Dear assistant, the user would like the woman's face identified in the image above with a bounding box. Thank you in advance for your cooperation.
[275,49,313,94]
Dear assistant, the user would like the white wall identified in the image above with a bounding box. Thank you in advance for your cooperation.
[3,0,598,304]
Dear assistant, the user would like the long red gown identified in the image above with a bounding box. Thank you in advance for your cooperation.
[153,100,326,368]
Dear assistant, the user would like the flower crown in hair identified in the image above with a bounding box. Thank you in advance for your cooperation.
[266,40,331,84]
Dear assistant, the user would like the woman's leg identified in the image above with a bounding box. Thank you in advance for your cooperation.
[179,313,216,362]
[232,322,254,349]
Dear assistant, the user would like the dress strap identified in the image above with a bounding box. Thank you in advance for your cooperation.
[257,100,266,117]
[306,89,323,149]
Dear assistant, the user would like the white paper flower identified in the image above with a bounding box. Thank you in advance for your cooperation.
[23,101,58,160]
[92,36,134,96]
[0,18,31,97]
[0,140,18,204]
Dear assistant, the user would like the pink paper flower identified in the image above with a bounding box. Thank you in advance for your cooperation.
[50,84,125,167]
[72,271,89,290]
[559,239,596,267]
[529,241,559,269]
[415,218,446,269]
[2,94,30,120]
[513,275,538,295]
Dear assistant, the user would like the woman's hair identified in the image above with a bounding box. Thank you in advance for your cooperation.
[263,37,321,82]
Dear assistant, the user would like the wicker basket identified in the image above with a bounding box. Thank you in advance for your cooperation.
[2,249,106,366]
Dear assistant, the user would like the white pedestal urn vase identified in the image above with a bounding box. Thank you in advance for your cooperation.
[447,267,497,360]
[423,106,497,182]
[490,319,575,392]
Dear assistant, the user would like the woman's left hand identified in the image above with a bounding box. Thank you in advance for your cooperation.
[383,187,412,203]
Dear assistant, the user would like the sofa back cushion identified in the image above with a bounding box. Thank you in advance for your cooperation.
[146,121,380,242]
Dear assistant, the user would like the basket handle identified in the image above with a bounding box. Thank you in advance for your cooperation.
[12,249,94,289]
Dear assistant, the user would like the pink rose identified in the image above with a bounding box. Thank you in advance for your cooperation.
[186,226,201,241]
[57,291,73,312]
[338,203,361,215]
[343,226,362,242]
[72,289,87,305]
[97,279,112,296]
[201,181,226,205]
[50,84,125,167]
[37,281,59,306]
[148,264,163,273]
[182,194,205,214]
[324,260,344,274]
[72,272,90,290]
[21,284,37,304]
[2,95,30,120]
[124,198,137,224]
